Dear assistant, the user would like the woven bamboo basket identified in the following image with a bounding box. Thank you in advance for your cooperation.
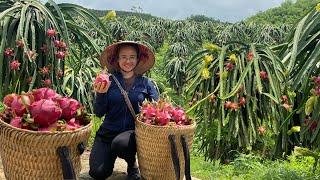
[0,119,92,180]
[135,119,196,180]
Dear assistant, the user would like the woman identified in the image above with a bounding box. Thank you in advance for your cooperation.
[89,41,159,180]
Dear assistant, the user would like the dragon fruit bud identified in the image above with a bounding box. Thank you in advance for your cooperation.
[30,99,62,126]
[94,72,110,85]
[32,88,57,101]
[10,116,23,128]
[56,97,81,120]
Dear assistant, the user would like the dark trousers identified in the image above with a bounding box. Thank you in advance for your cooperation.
[89,130,137,180]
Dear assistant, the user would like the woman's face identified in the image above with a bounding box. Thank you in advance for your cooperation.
[118,46,138,73]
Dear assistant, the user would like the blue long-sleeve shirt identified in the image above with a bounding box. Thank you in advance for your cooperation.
[94,72,159,135]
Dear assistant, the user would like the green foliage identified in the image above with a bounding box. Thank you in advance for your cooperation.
[246,0,320,26]
[211,153,320,179]
[187,14,222,23]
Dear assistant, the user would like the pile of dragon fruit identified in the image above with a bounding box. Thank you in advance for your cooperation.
[0,88,90,132]
[138,99,192,126]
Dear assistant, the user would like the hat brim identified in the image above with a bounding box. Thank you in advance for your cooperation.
[99,41,155,75]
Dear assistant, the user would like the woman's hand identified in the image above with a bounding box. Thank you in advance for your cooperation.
[94,81,110,93]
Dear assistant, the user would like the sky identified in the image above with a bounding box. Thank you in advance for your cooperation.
[53,0,286,23]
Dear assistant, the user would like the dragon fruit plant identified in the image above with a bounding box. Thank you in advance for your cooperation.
[138,99,192,126]
[0,88,90,132]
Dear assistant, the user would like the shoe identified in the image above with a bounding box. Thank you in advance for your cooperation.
[126,167,141,180]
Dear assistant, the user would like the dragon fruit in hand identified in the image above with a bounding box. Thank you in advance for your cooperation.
[94,71,110,85]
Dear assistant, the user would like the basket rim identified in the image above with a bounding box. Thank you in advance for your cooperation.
[135,118,196,129]
[0,119,92,135]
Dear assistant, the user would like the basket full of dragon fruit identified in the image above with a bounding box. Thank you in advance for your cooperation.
[0,88,92,180]
[135,99,196,180]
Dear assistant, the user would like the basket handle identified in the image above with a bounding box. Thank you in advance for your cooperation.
[168,134,180,180]
[56,146,76,180]
[77,142,86,155]
[181,135,191,180]
[168,134,192,180]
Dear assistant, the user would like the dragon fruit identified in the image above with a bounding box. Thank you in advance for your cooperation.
[171,107,186,125]
[138,99,192,126]
[56,97,81,120]
[314,76,320,85]
[10,60,21,70]
[10,94,33,116]
[10,116,22,128]
[155,110,171,126]
[3,93,19,107]
[141,104,156,118]
[47,28,56,37]
[94,71,110,85]
[260,71,268,80]
[32,88,57,101]
[30,99,62,127]
[238,97,246,106]
[1,87,89,132]
[66,118,82,131]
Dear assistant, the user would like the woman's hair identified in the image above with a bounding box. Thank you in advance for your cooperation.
[116,43,140,59]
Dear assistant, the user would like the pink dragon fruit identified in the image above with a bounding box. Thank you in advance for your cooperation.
[10,94,33,116]
[171,107,186,125]
[94,71,110,85]
[3,93,19,107]
[32,88,57,101]
[30,99,62,127]
[141,104,156,118]
[66,118,81,131]
[55,97,81,120]
[155,110,171,126]
[10,116,22,128]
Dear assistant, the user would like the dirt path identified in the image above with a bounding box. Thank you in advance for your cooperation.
[0,150,200,180]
